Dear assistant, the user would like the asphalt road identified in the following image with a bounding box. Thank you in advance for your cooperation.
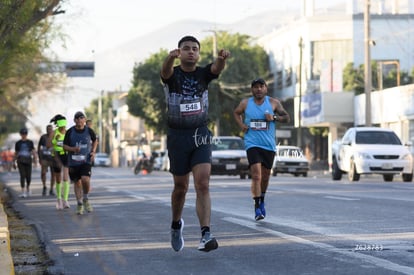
[3,167,414,275]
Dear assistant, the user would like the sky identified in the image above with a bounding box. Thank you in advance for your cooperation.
[23,0,346,138]
[52,0,345,60]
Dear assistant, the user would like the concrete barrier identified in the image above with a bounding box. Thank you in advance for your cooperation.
[0,203,14,275]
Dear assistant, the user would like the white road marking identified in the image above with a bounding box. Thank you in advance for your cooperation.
[324,195,360,201]
[223,216,414,275]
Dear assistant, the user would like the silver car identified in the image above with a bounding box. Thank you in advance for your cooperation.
[94,152,111,167]
[272,145,309,177]
[211,136,250,179]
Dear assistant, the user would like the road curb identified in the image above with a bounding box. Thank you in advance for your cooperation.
[0,203,15,275]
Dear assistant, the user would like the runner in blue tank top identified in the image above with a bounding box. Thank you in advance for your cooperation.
[234,78,290,221]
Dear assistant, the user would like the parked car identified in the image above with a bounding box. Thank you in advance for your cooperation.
[272,145,309,177]
[94,152,111,167]
[211,136,250,179]
[332,127,413,182]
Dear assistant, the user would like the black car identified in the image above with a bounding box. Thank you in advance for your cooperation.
[211,136,250,179]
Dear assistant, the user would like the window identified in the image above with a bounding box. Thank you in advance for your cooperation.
[311,40,353,80]
[213,138,244,150]
[355,131,402,145]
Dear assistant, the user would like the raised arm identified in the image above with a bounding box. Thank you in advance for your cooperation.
[160,49,180,80]
[211,49,230,75]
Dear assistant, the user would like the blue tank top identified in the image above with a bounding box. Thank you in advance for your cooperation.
[243,96,276,151]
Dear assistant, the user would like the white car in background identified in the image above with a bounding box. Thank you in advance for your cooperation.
[94,152,111,167]
[332,127,413,182]
[211,136,250,179]
[272,145,309,177]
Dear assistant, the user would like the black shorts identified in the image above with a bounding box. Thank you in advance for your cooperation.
[59,154,68,167]
[52,154,68,173]
[68,164,92,183]
[167,126,212,176]
[40,156,53,168]
[246,147,275,169]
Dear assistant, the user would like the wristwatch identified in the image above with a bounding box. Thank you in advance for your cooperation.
[273,115,279,121]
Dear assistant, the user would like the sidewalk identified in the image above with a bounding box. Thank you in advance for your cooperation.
[0,177,14,275]
[1,171,53,274]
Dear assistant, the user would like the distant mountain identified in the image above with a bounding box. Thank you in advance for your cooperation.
[92,1,347,92]
[93,9,300,92]
[26,2,347,134]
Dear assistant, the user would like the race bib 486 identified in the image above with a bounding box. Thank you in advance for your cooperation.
[249,119,268,130]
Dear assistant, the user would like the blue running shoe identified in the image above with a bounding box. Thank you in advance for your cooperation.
[260,201,266,217]
[255,208,264,221]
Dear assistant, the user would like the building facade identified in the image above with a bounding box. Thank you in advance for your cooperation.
[257,0,414,166]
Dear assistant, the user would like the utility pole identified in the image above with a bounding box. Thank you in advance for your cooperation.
[364,0,372,126]
[211,31,217,57]
[203,29,220,136]
[297,37,303,148]
[211,31,219,136]
[98,90,103,152]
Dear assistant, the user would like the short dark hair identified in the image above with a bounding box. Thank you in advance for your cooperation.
[178,35,200,49]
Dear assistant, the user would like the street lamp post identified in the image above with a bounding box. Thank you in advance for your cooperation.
[98,90,103,153]
[203,29,220,136]
[297,37,303,148]
[364,0,372,126]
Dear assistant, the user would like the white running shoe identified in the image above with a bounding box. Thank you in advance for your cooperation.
[56,199,63,210]
[63,200,70,209]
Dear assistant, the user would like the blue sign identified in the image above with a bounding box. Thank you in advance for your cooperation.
[302,93,322,118]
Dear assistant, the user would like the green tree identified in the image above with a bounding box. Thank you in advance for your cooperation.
[0,0,64,142]
[343,62,364,94]
[343,62,413,95]
[127,32,271,136]
[400,70,413,86]
[127,51,168,135]
[85,94,115,153]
